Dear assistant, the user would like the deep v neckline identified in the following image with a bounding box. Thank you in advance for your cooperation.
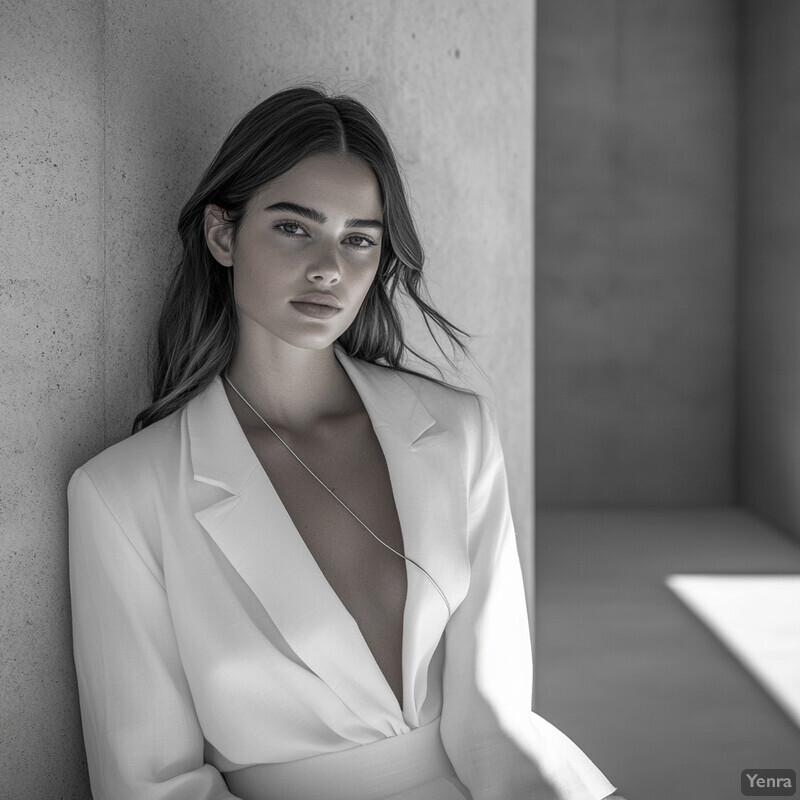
[189,351,462,733]
[220,357,411,716]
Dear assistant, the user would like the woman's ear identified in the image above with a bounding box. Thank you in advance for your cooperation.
[204,205,234,267]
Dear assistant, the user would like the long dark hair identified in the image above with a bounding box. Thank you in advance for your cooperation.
[133,87,468,432]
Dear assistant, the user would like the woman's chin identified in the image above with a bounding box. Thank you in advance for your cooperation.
[280,329,347,353]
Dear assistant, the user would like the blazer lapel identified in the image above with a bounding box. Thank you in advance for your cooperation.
[188,378,404,735]
[186,353,469,733]
[337,352,471,728]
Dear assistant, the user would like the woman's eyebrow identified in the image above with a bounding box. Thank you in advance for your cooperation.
[265,202,383,230]
[266,201,326,223]
[345,217,383,230]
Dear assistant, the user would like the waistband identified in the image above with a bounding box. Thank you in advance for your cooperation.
[224,717,464,800]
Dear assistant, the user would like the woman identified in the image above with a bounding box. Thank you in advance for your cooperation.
[69,87,618,800]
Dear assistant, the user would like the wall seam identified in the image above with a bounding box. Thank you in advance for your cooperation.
[732,0,746,507]
[102,0,108,446]
[530,0,537,711]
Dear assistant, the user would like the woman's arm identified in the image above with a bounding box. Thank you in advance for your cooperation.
[439,397,618,800]
[68,467,239,800]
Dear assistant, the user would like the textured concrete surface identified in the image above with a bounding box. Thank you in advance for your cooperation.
[537,509,800,800]
[1,1,104,797]
[535,0,738,506]
[740,2,800,543]
[1,2,533,796]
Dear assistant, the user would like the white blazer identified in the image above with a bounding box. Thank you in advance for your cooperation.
[68,349,615,800]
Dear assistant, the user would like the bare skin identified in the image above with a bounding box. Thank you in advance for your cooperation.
[205,153,407,706]
[224,379,407,707]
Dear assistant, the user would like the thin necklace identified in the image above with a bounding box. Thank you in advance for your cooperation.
[223,374,452,617]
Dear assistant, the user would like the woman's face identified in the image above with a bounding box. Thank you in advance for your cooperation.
[208,152,383,353]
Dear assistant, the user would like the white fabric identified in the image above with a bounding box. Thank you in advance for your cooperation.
[69,350,616,800]
[224,717,469,800]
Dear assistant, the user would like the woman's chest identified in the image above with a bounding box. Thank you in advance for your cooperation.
[246,415,408,701]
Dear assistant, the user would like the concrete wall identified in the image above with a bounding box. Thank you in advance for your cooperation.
[535,0,738,506]
[0,2,533,796]
[1,1,105,795]
[739,1,800,542]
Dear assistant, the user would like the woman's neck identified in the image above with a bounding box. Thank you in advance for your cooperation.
[224,337,360,432]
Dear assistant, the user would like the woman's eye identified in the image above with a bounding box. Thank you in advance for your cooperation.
[344,234,377,249]
[275,221,307,237]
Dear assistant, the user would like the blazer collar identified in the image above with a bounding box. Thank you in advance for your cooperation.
[186,347,437,495]
[183,349,465,732]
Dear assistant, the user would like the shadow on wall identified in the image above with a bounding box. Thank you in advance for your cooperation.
[535,0,738,510]
[536,0,800,545]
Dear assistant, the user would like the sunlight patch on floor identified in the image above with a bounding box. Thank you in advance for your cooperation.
[667,574,800,730]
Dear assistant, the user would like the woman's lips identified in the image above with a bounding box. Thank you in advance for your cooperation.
[290,301,342,319]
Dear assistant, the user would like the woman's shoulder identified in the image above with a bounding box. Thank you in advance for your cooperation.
[348,356,486,436]
[70,405,184,502]
[395,366,481,416]
[67,407,191,579]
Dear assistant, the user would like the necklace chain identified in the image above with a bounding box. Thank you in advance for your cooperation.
[223,374,452,617]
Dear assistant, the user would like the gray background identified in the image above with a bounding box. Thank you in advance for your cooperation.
[537,1,737,506]
[1,2,532,796]
[537,0,800,527]
[535,3,800,797]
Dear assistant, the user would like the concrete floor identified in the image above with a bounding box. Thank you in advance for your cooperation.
[535,508,800,800]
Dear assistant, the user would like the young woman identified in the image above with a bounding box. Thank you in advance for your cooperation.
[69,87,618,800]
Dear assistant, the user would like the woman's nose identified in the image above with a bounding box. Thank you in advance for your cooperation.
[306,241,341,284]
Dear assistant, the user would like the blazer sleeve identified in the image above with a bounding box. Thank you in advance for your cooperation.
[439,397,617,800]
[68,467,239,800]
